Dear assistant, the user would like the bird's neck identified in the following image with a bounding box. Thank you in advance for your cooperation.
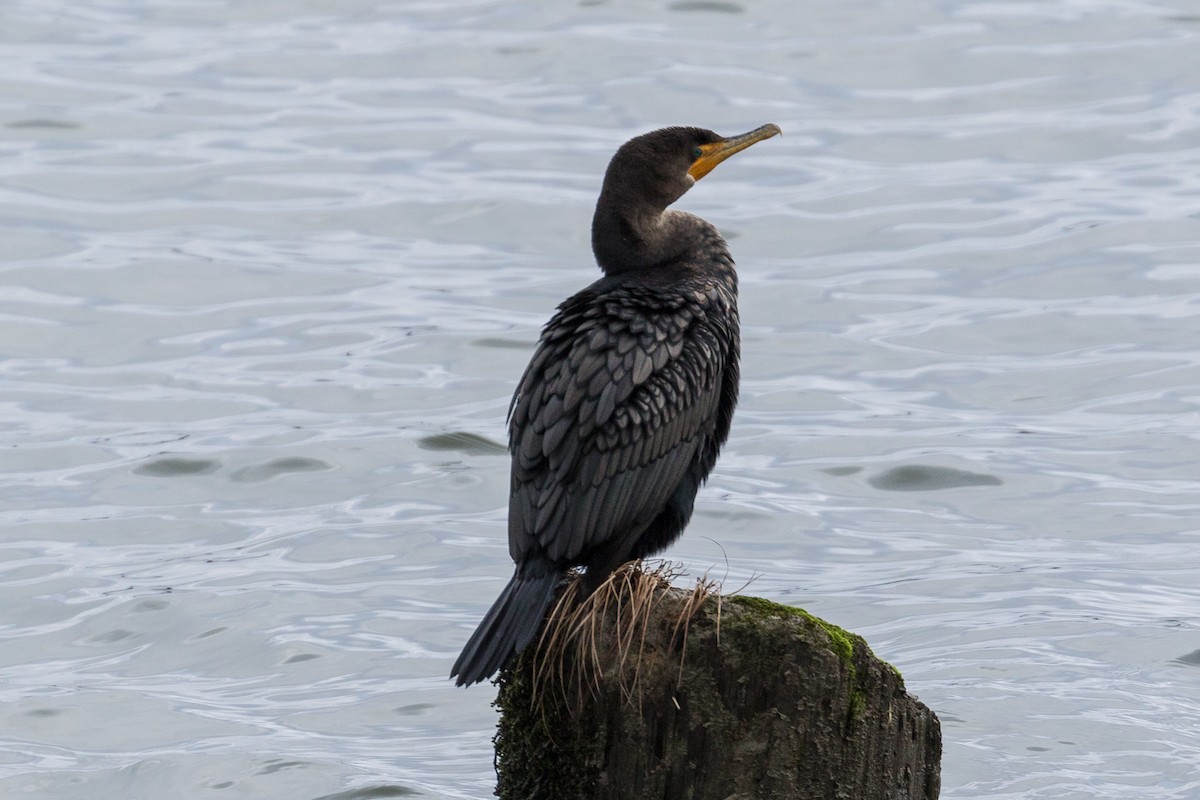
[592,203,720,277]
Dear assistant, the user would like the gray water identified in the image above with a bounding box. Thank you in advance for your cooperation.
[2,1,1199,798]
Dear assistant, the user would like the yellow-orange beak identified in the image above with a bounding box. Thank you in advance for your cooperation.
[687,123,781,181]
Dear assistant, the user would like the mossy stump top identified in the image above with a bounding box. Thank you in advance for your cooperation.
[494,566,940,800]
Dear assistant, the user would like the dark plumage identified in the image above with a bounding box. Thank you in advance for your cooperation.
[451,124,781,686]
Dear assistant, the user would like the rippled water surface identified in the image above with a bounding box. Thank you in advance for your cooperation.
[2,1,1199,797]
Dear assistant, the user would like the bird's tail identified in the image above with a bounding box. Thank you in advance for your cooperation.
[450,569,560,686]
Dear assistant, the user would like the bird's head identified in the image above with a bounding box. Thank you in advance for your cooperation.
[592,123,780,274]
[600,124,782,211]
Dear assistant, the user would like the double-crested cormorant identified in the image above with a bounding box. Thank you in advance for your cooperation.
[451,124,781,686]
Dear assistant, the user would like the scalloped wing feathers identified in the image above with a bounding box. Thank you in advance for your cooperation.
[508,280,737,565]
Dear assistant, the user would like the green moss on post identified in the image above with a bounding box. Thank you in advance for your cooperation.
[493,568,941,800]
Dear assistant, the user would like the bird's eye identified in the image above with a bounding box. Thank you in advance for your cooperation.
[691,146,703,160]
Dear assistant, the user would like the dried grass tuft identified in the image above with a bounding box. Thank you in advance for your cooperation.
[529,560,720,715]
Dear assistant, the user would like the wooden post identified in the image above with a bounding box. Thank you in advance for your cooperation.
[493,565,940,800]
